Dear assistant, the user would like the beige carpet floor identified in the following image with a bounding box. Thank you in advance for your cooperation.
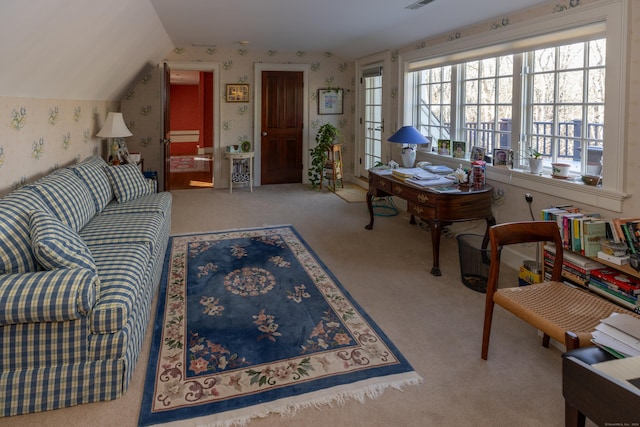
[0,183,596,427]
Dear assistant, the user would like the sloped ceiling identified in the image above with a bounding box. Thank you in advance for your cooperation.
[0,0,550,101]
[0,0,173,101]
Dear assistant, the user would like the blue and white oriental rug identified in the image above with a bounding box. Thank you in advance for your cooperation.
[139,226,422,427]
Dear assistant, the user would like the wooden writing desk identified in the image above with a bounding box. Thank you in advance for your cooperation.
[365,171,495,276]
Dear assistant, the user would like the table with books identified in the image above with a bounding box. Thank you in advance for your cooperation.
[365,166,494,276]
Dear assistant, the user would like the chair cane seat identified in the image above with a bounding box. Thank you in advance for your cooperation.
[494,281,638,347]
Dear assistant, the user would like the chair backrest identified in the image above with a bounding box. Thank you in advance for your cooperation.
[486,221,564,296]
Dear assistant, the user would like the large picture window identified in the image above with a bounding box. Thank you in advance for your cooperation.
[401,1,626,210]
[410,38,604,176]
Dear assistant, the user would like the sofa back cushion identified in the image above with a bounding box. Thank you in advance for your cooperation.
[0,188,51,274]
[29,168,96,232]
[69,156,113,212]
[29,209,97,272]
[104,164,153,203]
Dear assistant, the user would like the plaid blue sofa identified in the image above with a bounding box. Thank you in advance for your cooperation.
[0,156,171,416]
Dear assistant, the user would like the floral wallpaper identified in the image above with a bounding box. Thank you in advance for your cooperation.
[120,48,354,190]
[0,98,117,196]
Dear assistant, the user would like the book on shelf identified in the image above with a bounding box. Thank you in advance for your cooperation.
[587,283,638,312]
[597,251,630,266]
[590,268,640,296]
[583,220,608,257]
[592,313,640,358]
[612,218,640,247]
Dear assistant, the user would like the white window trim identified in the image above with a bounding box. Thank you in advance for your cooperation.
[398,0,628,212]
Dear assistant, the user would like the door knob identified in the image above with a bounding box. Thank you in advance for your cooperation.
[262,132,267,136]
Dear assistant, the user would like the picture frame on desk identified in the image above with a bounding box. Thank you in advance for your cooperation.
[452,141,466,158]
[471,146,486,161]
[437,139,451,156]
[492,148,513,168]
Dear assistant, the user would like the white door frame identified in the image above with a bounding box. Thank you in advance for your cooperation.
[254,63,310,186]
[355,52,393,179]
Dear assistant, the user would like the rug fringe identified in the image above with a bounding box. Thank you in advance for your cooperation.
[164,373,423,427]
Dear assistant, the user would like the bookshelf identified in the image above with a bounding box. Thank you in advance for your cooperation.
[541,207,640,313]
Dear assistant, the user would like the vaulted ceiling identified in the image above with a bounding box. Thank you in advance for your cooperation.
[0,0,550,101]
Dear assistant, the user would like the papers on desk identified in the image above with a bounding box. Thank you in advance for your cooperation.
[406,176,455,187]
[592,313,640,358]
[368,166,392,175]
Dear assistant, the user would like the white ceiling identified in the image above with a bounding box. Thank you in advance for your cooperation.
[150,0,551,60]
[0,0,552,101]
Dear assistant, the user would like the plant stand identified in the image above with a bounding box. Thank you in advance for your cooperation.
[321,144,343,191]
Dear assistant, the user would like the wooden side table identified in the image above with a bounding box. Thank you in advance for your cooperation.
[224,151,254,194]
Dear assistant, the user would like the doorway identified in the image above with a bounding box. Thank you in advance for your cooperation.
[260,71,304,184]
[162,62,221,192]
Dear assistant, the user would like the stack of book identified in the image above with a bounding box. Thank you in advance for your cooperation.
[540,207,608,256]
[592,312,640,358]
[543,244,604,286]
[589,268,640,310]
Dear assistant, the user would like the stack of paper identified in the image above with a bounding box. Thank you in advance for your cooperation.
[592,313,640,358]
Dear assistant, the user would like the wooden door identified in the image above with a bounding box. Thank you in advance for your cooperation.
[261,71,303,184]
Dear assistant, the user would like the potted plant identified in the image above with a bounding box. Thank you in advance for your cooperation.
[528,148,544,174]
[308,123,339,189]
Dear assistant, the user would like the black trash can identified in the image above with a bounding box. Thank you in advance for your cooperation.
[457,234,492,293]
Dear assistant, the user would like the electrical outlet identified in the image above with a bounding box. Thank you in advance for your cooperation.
[525,193,533,203]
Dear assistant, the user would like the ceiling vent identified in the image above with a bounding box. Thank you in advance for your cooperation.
[405,0,435,10]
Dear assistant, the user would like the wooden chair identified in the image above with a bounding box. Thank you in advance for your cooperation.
[481,221,635,360]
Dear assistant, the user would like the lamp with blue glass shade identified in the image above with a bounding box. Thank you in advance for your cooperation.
[387,126,429,167]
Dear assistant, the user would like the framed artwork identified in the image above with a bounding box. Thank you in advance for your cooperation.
[452,141,466,158]
[318,88,344,115]
[437,139,451,156]
[226,84,249,102]
[492,148,513,167]
[471,146,486,161]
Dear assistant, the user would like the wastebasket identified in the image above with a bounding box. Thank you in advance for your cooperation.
[457,234,492,293]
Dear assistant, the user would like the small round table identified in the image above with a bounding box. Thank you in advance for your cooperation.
[224,151,254,194]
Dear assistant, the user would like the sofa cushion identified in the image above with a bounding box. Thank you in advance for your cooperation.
[90,243,151,333]
[0,187,51,274]
[104,164,153,203]
[100,192,172,218]
[80,212,165,256]
[29,168,96,232]
[29,210,97,272]
[70,156,113,212]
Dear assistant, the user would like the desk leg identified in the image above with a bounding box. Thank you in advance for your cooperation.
[365,190,374,230]
[427,220,450,276]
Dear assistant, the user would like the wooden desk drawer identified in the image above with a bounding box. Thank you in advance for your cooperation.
[391,182,435,206]
[408,202,435,219]
[369,174,391,192]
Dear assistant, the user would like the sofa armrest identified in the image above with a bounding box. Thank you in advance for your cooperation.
[0,268,99,325]
[146,178,157,194]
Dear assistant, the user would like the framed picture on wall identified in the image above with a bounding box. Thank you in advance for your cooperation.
[226,84,249,102]
[318,88,344,115]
